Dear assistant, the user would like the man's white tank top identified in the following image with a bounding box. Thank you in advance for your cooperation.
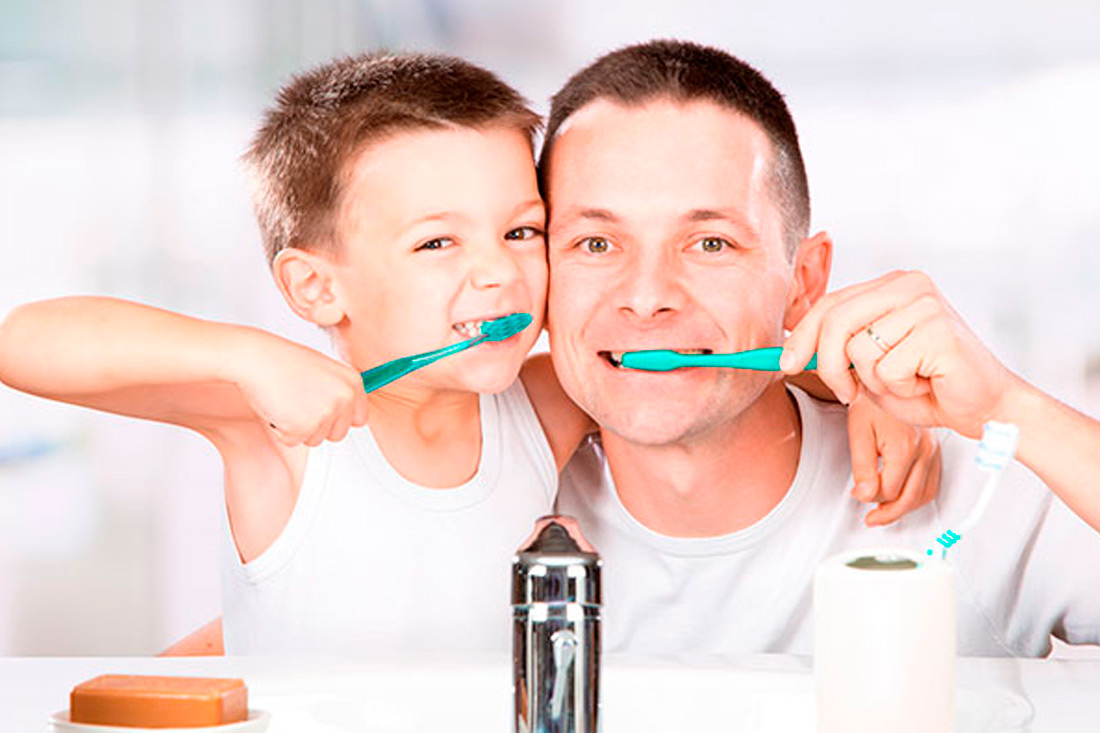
[220,379,556,655]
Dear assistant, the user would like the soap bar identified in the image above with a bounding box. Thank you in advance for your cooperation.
[70,674,247,728]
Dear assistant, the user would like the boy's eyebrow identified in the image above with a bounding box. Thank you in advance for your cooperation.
[512,199,546,218]
[397,211,467,237]
[398,200,545,236]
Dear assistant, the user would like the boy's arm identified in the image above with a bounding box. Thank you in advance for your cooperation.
[0,296,367,444]
[0,296,370,562]
[787,370,942,527]
[160,617,224,656]
[520,353,595,471]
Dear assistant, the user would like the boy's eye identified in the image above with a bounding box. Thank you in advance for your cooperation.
[504,226,544,242]
[580,236,611,254]
[416,237,454,251]
[692,236,732,253]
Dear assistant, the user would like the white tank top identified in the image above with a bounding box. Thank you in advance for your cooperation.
[220,379,556,655]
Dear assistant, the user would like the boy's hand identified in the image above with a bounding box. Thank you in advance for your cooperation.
[234,333,369,447]
[847,388,942,526]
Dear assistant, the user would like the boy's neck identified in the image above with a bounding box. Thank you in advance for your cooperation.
[367,385,484,488]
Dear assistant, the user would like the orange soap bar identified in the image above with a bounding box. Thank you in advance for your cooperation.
[70,674,247,728]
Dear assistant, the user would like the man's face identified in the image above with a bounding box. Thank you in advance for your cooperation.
[546,98,802,446]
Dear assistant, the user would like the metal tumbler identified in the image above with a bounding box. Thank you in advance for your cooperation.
[512,516,602,733]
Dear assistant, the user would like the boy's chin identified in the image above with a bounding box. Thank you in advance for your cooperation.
[450,362,523,395]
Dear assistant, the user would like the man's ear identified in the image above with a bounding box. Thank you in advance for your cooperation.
[272,247,346,327]
[783,230,832,330]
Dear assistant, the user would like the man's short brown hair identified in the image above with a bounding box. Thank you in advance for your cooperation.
[539,40,810,256]
[244,52,541,266]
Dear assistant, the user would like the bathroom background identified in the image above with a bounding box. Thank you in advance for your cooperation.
[1,0,1099,654]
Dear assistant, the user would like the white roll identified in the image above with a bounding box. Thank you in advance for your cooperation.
[814,548,955,733]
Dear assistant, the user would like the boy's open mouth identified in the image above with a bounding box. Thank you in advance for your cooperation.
[453,319,504,339]
[598,349,712,368]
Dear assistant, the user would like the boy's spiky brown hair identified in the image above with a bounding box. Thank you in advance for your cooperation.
[244,52,541,265]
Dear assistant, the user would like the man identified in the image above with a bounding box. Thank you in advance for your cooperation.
[543,39,1100,658]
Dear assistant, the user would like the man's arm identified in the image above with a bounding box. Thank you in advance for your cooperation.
[781,270,1100,532]
[999,380,1100,532]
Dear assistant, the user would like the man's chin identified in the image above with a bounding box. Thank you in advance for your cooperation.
[594,408,711,448]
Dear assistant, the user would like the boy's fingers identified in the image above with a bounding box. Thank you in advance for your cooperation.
[352,393,371,427]
[865,452,928,526]
[327,402,355,443]
[865,431,939,526]
[304,418,332,447]
[876,431,920,504]
[847,398,881,503]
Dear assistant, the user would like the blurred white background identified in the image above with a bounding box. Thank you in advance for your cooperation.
[1,0,1098,655]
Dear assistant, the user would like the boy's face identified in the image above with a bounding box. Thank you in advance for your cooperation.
[328,124,546,394]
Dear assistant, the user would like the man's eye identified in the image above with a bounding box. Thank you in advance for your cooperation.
[505,226,544,241]
[580,236,611,254]
[416,237,454,251]
[695,236,731,253]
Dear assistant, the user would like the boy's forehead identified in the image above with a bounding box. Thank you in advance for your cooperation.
[336,125,543,236]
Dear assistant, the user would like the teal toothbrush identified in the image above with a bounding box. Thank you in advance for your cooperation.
[619,346,817,372]
[361,312,532,393]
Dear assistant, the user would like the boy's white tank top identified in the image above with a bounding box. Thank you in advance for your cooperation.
[220,379,556,655]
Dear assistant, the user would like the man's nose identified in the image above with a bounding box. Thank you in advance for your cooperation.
[469,239,522,290]
[616,246,684,321]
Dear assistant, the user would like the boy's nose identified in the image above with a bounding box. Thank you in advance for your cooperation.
[469,243,522,290]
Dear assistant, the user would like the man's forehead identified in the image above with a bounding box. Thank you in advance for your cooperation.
[551,96,767,150]
[546,97,774,217]
[546,97,772,194]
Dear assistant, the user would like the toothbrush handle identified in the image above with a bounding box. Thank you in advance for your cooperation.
[360,358,418,393]
[693,347,818,371]
[360,336,487,393]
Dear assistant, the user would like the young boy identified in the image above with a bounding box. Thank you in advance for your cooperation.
[0,52,936,655]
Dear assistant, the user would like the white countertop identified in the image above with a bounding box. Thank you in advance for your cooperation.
[2,653,1097,731]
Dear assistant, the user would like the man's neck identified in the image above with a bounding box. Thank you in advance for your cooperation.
[601,382,802,537]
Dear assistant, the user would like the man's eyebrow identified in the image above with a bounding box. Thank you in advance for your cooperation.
[550,208,620,228]
[683,208,761,239]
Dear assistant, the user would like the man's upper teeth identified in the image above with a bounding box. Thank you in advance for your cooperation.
[609,348,708,357]
[605,348,710,366]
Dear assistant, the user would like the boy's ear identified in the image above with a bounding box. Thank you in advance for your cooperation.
[272,247,346,327]
[783,230,832,331]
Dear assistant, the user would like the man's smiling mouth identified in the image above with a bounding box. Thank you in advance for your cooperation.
[598,349,712,368]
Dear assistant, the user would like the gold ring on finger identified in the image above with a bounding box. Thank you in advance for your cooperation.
[865,325,892,353]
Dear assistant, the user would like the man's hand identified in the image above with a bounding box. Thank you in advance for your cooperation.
[780,270,1022,439]
[847,388,942,526]
[233,331,369,447]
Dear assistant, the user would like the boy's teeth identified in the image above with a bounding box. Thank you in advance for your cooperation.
[453,320,487,338]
